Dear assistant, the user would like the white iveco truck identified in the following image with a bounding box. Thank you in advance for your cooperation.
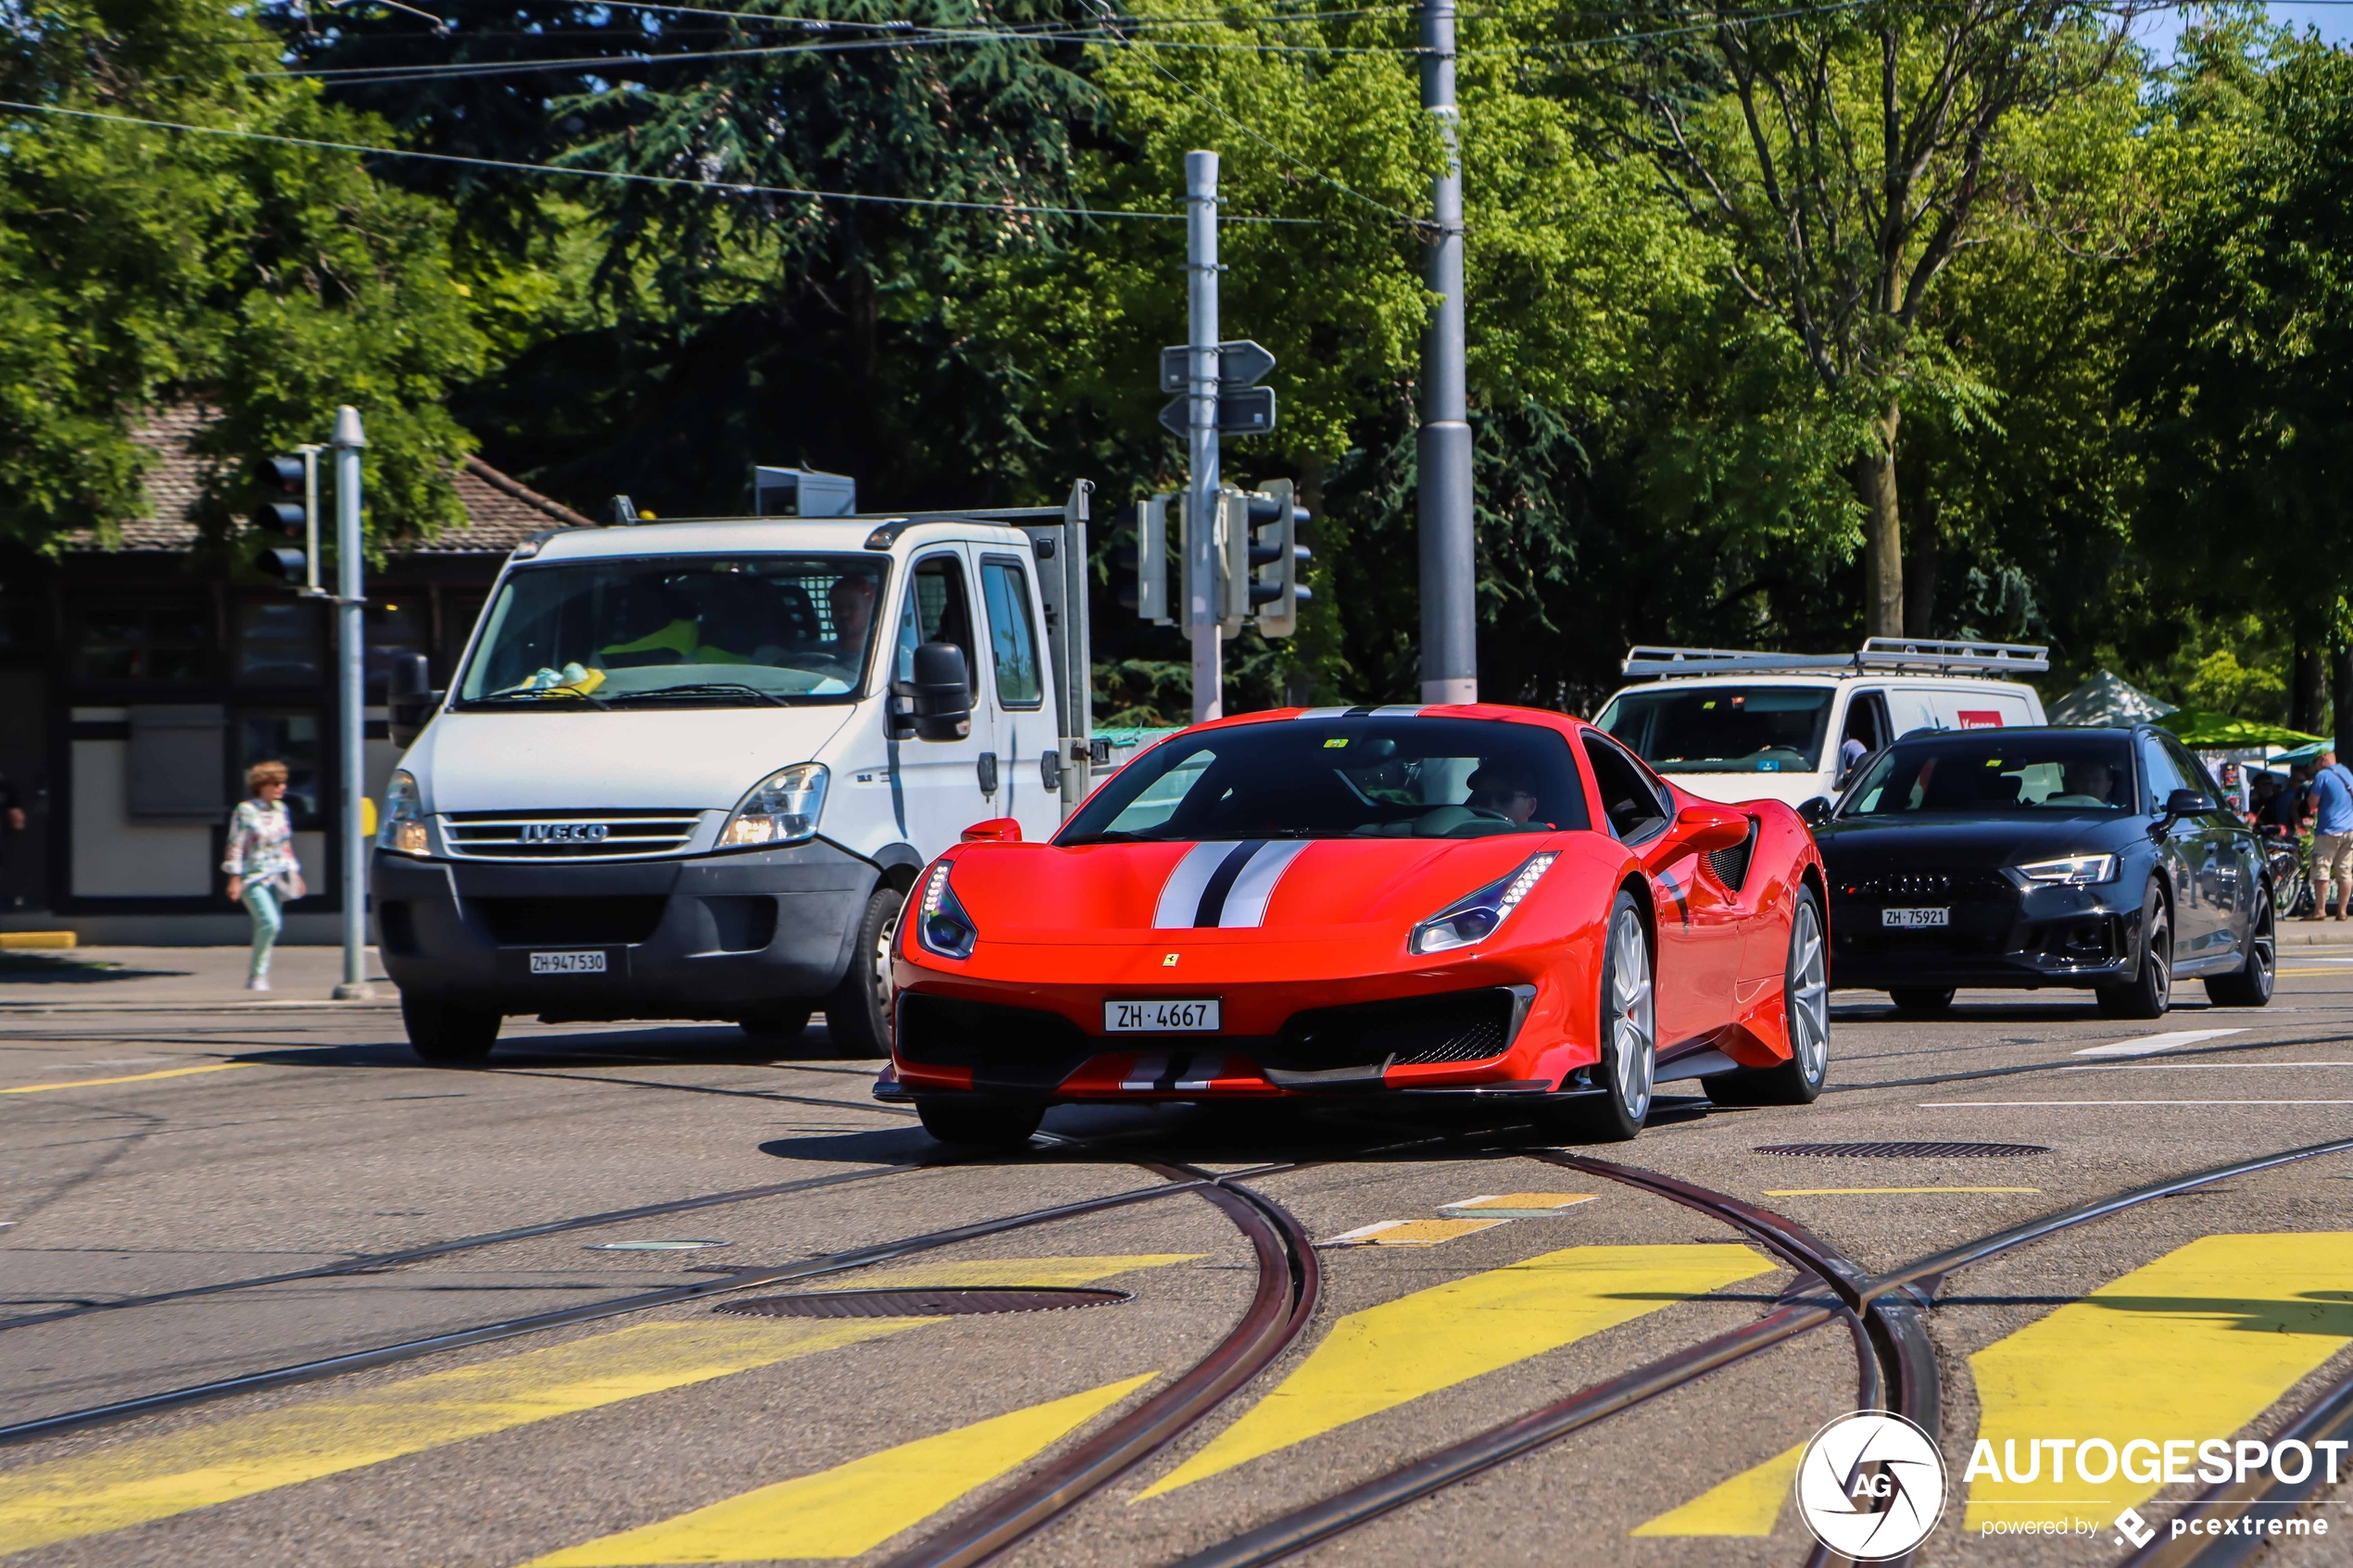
[371,474,1101,1063]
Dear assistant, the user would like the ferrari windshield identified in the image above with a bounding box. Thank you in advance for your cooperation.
[1057,718,1591,843]
[1596,685,1834,773]
[1843,734,2137,816]
[456,555,889,708]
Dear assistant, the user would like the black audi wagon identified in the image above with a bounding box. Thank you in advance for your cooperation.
[1806,724,2275,1018]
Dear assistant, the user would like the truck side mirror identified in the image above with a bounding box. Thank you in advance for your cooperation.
[387,652,441,748]
[893,641,971,744]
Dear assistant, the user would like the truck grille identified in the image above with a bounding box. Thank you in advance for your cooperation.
[443,809,703,860]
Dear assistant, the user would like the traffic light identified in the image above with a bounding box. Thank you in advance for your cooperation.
[1220,480,1312,637]
[1114,494,1173,625]
[252,451,316,586]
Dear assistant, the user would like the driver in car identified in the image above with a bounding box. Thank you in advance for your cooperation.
[2054,758,2118,808]
[830,575,878,664]
[1466,762,1541,824]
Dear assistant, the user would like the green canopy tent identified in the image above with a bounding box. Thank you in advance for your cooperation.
[2155,709,2322,749]
[2270,737,2336,767]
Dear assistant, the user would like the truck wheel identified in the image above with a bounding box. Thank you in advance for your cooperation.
[738,1006,814,1045]
[402,995,500,1064]
[824,885,903,1059]
[917,1098,1042,1150]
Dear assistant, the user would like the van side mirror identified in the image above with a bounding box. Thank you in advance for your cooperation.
[1798,796,1832,827]
[890,641,972,743]
[386,652,441,748]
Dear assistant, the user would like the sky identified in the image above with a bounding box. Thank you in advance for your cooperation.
[2131,1,2353,56]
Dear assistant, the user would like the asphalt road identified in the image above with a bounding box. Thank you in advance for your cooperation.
[4,944,2352,1567]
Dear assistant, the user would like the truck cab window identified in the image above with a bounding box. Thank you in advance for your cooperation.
[977,557,1042,709]
[896,554,976,684]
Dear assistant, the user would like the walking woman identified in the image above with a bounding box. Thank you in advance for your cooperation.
[223,761,305,993]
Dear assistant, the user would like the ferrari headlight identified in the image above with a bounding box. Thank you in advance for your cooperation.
[719,763,827,848]
[914,860,978,960]
[378,769,430,856]
[2012,853,2117,886]
[1410,853,1557,956]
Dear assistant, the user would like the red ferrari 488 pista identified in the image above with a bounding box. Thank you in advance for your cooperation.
[889,705,1828,1147]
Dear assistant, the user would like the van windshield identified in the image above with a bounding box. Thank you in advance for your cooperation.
[1596,686,1834,773]
[456,555,889,708]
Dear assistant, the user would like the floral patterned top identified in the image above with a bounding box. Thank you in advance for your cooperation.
[221,798,301,884]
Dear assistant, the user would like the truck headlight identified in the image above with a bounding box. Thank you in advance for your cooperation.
[379,769,430,856]
[1409,853,1557,955]
[915,860,979,960]
[719,763,827,847]
[2012,854,2117,886]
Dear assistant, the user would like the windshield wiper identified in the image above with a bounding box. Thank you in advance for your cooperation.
[607,683,789,709]
[464,687,610,709]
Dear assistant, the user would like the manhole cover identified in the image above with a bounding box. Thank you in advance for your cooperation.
[714,1287,1132,1319]
[1756,1141,2050,1159]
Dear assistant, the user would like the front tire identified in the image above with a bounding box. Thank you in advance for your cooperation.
[1887,985,1956,1015]
[1707,885,1830,1107]
[2205,884,2276,1008]
[739,1006,814,1046]
[402,994,500,1064]
[824,885,904,1059]
[2096,891,2172,1019]
[916,1098,1043,1150]
[1561,892,1655,1142]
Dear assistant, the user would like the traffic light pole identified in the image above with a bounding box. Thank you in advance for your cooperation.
[1185,150,1223,724]
[1418,0,1477,706]
[330,406,373,1001]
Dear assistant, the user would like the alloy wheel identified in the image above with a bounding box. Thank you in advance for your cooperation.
[1609,906,1655,1120]
[1789,898,1830,1084]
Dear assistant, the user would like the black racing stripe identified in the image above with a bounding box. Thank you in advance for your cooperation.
[1343,705,1377,718]
[1193,840,1265,927]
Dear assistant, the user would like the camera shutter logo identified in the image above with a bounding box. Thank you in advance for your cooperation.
[1793,1411,1947,1561]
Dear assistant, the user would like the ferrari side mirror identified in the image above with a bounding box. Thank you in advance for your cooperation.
[1655,803,1748,861]
[961,817,1022,843]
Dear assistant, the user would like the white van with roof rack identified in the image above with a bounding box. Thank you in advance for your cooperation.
[1593,639,2050,810]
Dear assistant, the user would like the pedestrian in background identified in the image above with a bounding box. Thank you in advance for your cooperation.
[223,761,305,991]
[2305,748,2353,921]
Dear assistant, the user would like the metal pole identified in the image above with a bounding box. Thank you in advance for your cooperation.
[1185,149,1223,725]
[1418,0,1477,706]
[330,405,373,1001]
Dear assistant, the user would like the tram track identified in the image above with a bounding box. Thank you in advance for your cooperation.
[1164,1133,2353,1568]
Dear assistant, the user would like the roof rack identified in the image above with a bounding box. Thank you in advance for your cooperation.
[1622,638,2048,680]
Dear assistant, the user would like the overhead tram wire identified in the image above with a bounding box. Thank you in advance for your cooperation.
[0,97,1312,223]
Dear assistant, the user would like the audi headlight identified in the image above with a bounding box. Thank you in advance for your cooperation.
[2012,853,2117,886]
[378,769,430,856]
[719,763,827,848]
[1409,853,1557,956]
[914,860,978,960]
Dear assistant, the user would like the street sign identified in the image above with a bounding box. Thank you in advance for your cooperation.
[1158,339,1277,395]
[1158,385,1277,439]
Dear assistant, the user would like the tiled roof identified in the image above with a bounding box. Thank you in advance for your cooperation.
[62,408,594,556]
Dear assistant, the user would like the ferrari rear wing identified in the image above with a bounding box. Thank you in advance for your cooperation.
[1622,637,2049,680]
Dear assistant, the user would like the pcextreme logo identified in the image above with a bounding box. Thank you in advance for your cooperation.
[1795,1412,1948,1561]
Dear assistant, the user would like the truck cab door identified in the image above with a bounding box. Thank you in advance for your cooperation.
[889,550,993,852]
[975,549,1061,842]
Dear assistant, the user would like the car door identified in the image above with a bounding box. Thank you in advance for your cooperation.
[1835,688,1892,793]
[1582,733,1738,1046]
[888,549,993,853]
[975,549,1058,840]
[2164,735,2247,963]
[2138,734,2217,964]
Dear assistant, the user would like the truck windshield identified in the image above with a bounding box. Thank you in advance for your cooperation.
[1055,717,1589,843]
[1843,734,2136,816]
[1595,685,1834,773]
[457,555,889,707]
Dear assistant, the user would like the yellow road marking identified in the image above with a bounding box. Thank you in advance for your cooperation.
[0,1256,1191,1558]
[1632,1442,1805,1537]
[1135,1244,1776,1499]
[1966,1232,2353,1527]
[1764,1187,2041,1197]
[2,1062,254,1095]
[1322,1219,1510,1247]
[1439,1193,1597,1216]
[526,1374,1158,1564]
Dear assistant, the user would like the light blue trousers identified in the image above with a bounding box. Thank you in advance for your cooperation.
[243,881,283,978]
